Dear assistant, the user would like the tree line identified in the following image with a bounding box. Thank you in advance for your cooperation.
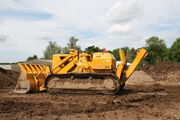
[27,36,180,64]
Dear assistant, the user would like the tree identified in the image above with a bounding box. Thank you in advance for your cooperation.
[27,55,38,61]
[112,46,136,63]
[121,46,132,62]
[43,41,62,59]
[144,36,168,64]
[62,47,69,54]
[111,47,135,62]
[67,36,81,51]
[169,38,180,62]
[111,48,120,61]
[61,36,81,53]
[121,46,130,55]
[128,47,136,63]
[84,45,101,53]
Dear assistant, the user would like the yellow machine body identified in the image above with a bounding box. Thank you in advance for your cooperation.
[14,48,147,94]
[51,50,116,74]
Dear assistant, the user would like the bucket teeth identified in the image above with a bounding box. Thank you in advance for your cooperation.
[14,63,50,93]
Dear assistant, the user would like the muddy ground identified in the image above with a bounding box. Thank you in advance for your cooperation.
[0,62,180,120]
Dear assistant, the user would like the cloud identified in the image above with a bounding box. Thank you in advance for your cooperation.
[106,0,141,23]
[0,0,180,63]
[107,24,132,35]
[69,30,102,39]
[0,34,8,42]
[106,0,180,48]
[0,50,32,63]
[106,0,140,37]
[0,9,53,21]
[0,19,57,55]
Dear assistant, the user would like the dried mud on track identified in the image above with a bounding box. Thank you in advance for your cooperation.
[0,65,180,120]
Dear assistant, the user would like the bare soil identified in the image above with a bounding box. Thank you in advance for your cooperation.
[142,62,180,82]
[0,67,19,89]
[0,63,180,120]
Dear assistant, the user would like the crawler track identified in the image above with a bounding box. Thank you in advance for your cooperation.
[45,73,124,94]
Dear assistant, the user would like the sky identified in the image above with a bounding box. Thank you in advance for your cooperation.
[0,0,180,62]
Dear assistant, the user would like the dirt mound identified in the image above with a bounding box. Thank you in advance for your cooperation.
[127,71,155,85]
[142,62,180,81]
[0,67,19,89]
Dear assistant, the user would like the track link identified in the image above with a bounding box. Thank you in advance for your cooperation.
[44,73,123,94]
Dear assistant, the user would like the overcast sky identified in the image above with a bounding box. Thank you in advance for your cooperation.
[0,0,180,62]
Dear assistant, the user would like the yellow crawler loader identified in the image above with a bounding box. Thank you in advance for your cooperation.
[14,48,147,94]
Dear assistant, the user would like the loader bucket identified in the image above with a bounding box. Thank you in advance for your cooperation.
[14,63,50,93]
